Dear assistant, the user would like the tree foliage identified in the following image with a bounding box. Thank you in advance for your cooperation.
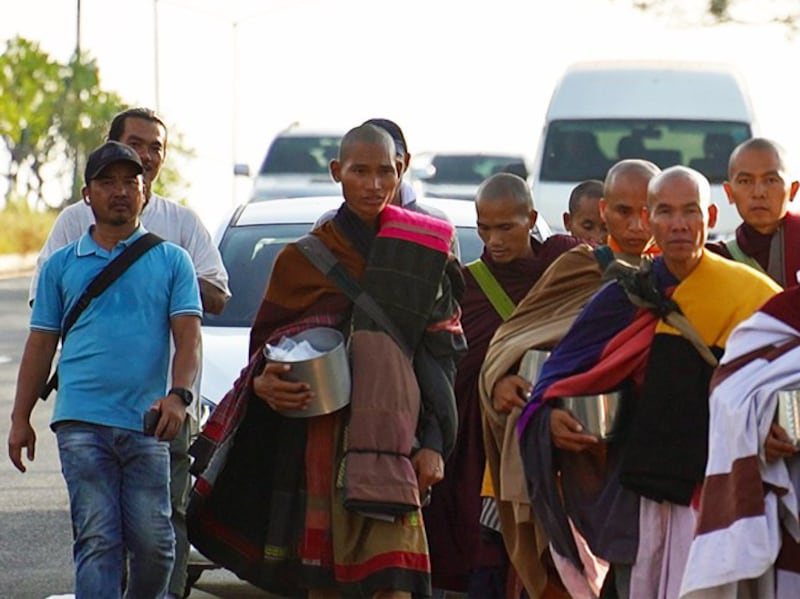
[0,35,191,211]
[629,0,799,30]
[0,36,62,208]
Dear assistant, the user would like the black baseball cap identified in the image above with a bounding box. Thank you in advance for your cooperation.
[84,141,143,183]
[363,118,408,157]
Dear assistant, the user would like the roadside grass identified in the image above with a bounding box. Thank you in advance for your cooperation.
[0,208,57,255]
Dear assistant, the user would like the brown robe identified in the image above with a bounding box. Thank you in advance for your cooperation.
[478,244,634,596]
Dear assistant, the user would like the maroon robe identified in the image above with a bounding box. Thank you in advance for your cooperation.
[707,210,800,288]
[424,233,579,591]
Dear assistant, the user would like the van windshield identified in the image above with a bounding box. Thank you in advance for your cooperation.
[539,120,751,184]
[259,135,341,176]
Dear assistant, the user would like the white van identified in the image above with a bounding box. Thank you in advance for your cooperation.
[531,60,758,239]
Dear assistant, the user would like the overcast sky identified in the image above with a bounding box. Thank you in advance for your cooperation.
[4,0,800,228]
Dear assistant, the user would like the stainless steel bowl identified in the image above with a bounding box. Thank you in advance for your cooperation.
[559,391,625,440]
[518,349,550,385]
[776,388,800,448]
[263,327,351,418]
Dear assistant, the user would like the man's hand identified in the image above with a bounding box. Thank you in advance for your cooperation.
[150,394,187,441]
[412,447,444,498]
[492,374,530,414]
[8,331,59,473]
[8,419,36,473]
[550,408,599,452]
[253,362,314,412]
[765,423,798,462]
[198,279,228,315]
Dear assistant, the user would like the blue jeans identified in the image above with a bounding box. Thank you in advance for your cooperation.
[56,422,174,599]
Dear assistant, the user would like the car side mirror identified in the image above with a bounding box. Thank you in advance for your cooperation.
[233,163,251,177]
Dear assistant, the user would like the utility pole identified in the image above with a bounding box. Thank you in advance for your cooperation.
[153,0,161,110]
[68,0,82,207]
[76,0,81,55]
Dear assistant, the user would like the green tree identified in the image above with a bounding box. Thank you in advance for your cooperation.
[629,0,798,29]
[56,51,127,207]
[0,36,61,208]
[0,35,192,211]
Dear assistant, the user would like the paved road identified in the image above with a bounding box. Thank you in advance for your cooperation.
[0,275,275,598]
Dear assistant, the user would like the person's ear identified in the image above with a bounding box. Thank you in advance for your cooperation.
[707,203,719,229]
[789,180,799,202]
[529,209,538,231]
[82,187,91,205]
[562,212,571,232]
[599,199,608,223]
[330,160,341,183]
[403,153,411,175]
[723,181,735,205]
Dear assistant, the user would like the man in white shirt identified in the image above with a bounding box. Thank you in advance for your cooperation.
[30,107,230,599]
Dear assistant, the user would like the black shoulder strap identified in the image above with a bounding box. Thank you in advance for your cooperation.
[61,232,164,338]
[295,234,411,355]
[39,232,164,400]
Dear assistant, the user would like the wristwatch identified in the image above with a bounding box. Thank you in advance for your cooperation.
[168,386,194,406]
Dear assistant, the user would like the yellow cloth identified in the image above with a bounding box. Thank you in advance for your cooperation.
[657,251,781,344]
[481,463,494,498]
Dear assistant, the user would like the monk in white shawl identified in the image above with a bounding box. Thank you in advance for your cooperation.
[681,286,800,598]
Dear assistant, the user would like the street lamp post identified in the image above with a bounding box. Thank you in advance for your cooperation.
[153,0,160,110]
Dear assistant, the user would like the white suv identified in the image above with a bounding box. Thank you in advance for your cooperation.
[248,128,343,202]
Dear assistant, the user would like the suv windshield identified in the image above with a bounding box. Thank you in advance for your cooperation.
[258,135,341,176]
[539,119,751,183]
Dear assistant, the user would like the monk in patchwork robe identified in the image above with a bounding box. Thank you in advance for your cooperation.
[680,286,800,598]
[518,167,780,599]
[186,124,466,599]
[423,173,578,595]
[479,159,660,597]
[707,137,800,288]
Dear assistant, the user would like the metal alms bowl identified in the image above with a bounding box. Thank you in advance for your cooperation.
[776,388,800,448]
[518,349,551,385]
[559,391,626,440]
[263,327,351,418]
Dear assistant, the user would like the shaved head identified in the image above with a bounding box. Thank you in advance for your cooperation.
[728,137,789,179]
[605,159,661,198]
[600,159,660,255]
[647,166,711,209]
[568,179,603,215]
[475,173,536,263]
[338,124,395,161]
[646,165,717,280]
[475,172,533,215]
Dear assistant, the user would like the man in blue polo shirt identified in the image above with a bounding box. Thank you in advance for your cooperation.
[8,141,202,598]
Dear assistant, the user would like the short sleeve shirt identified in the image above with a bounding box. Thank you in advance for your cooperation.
[32,226,203,432]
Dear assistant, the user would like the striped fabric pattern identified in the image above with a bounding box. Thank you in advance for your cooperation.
[479,496,502,533]
[680,308,800,598]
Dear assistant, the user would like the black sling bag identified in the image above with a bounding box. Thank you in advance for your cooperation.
[39,232,164,400]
